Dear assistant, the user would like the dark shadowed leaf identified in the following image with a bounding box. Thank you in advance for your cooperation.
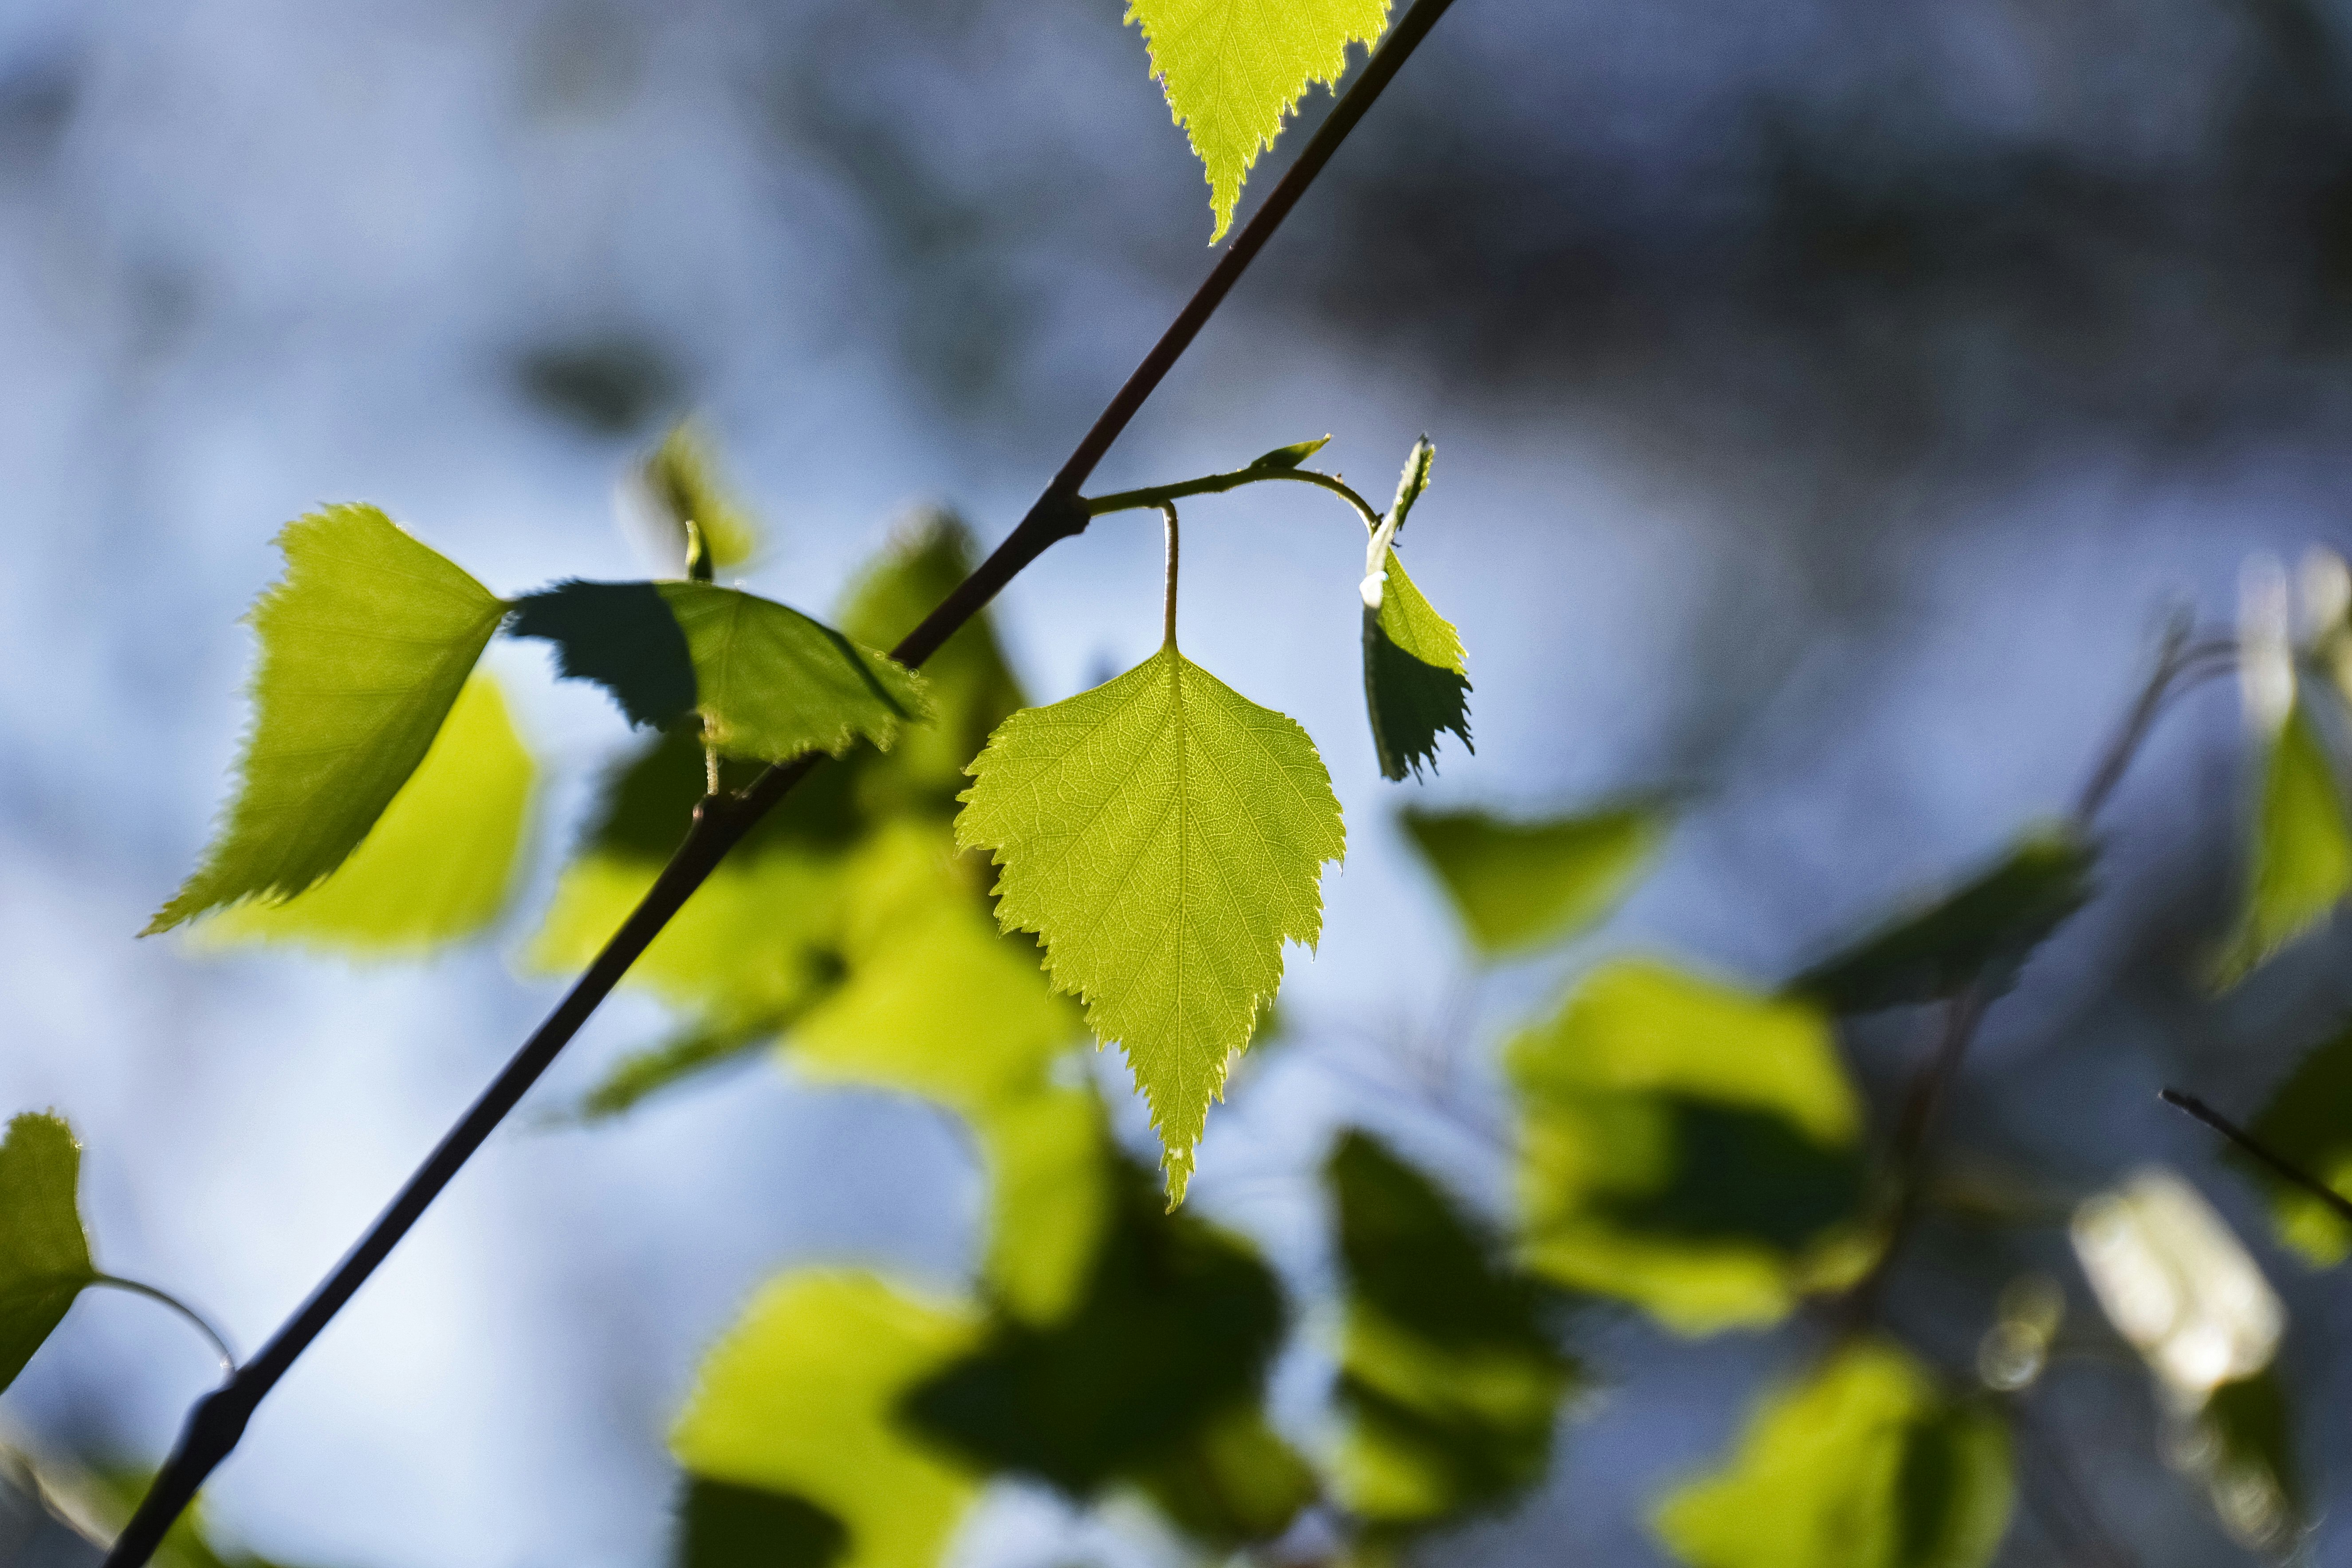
[1791,826,2096,1013]
[1363,566,1472,782]
[1653,1339,2012,1568]
[0,1113,95,1391]
[2212,703,2352,990]
[675,1478,847,1568]
[147,505,506,934]
[2238,1019,2352,1265]
[1132,1404,1318,1552]
[1403,803,1664,958]
[575,1019,780,1123]
[507,579,697,730]
[1329,1131,1572,1533]
[1509,961,1870,1331]
[902,1159,1286,1495]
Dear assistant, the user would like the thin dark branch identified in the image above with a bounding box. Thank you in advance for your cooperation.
[101,7,1459,1561]
[2160,1088,2352,1223]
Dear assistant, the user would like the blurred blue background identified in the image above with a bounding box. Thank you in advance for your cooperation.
[8,0,2352,1562]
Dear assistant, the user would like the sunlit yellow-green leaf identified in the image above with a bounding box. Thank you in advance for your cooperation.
[1403,804,1664,958]
[674,1273,981,1568]
[1329,1131,1571,1533]
[1508,960,1869,1332]
[194,675,534,957]
[147,505,506,934]
[0,1112,96,1390]
[2213,702,2352,989]
[1654,1339,2013,1568]
[657,582,932,764]
[1126,0,1393,240]
[957,644,1345,1203]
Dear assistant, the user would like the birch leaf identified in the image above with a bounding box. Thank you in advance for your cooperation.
[956,645,1345,1203]
[0,1112,97,1391]
[147,505,505,933]
[657,582,932,763]
[1127,0,1393,240]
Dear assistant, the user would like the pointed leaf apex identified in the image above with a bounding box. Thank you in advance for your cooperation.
[1249,436,1333,470]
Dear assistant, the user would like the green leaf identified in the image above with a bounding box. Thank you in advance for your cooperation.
[1247,436,1332,470]
[0,1112,96,1391]
[1328,1131,1573,1533]
[1131,1403,1318,1552]
[1126,0,1392,241]
[1386,435,1433,538]
[956,645,1345,1203]
[657,582,932,763]
[507,580,697,731]
[1402,804,1664,957]
[1364,552,1472,781]
[192,675,536,958]
[675,1479,847,1568]
[1654,1339,2013,1568]
[674,1273,981,1568]
[147,505,506,934]
[645,420,762,574]
[834,513,1030,805]
[2235,1018,2352,1265]
[1508,960,1870,1332]
[902,1158,1287,1496]
[1790,826,2096,1013]
[2213,701,2352,988]
[574,1019,777,1123]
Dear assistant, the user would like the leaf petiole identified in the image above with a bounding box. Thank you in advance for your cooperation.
[89,1276,237,1374]
[1160,504,1181,650]
[1086,464,1384,534]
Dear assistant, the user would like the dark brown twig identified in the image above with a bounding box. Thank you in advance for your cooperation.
[99,6,1459,1559]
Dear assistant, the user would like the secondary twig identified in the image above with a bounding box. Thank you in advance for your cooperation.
[2159,1088,2352,1223]
[101,4,1461,1560]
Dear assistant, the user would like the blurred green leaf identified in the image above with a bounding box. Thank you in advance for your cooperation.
[0,1113,95,1391]
[657,582,932,764]
[1402,804,1664,958]
[1127,0,1391,240]
[674,1478,847,1568]
[645,421,762,573]
[1364,552,1471,782]
[147,505,505,934]
[1508,960,1869,1332]
[1654,1339,2012,1568]
[957,645,1345,1204]
[2238,1019,2352,1265]
[194,675,535,958]
[574,1019,778,1123]
[1790,826,2096,1013]
[835,514,1028,803]
[674,1273,981,1568]
[1328,1131,1572,1533]
[903,1159,1287,1496]
[2213,702,2352,989]
[507,580,697,731]
[2195,1369,2302,1551]
[1247,436,1333,470]
[1132,1403,1318,1552]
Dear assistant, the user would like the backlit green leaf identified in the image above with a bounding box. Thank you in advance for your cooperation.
[506,580,697,731]
[1790,826,2096,1013]
[1404,804,1664,957]
[902,1158,1286,1496]
[147,505,506,934]
[1654,1339,2013,1568]
[2212,702,2352,989]
[956,644,1345,1203]
[574,1020,776,1123]
[1508,960,1870,1332]
[674,1273,981,1568]
[657,583,932,763]
[1329,1131,1572,1533]
[645,420,762,574]
[194,675,535,957]
[0,1113,96,1391]
[1126,0,1392,240]
[1364,552,1471,782]
[2236,1018,2352,1265]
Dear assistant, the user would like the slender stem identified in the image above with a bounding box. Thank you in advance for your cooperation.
[1087,465,1385,531]
[87,1277,236,1375]
[101,5,1459,1560]
[2159,1089,2352,1222]
[1161,504,1180,649]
